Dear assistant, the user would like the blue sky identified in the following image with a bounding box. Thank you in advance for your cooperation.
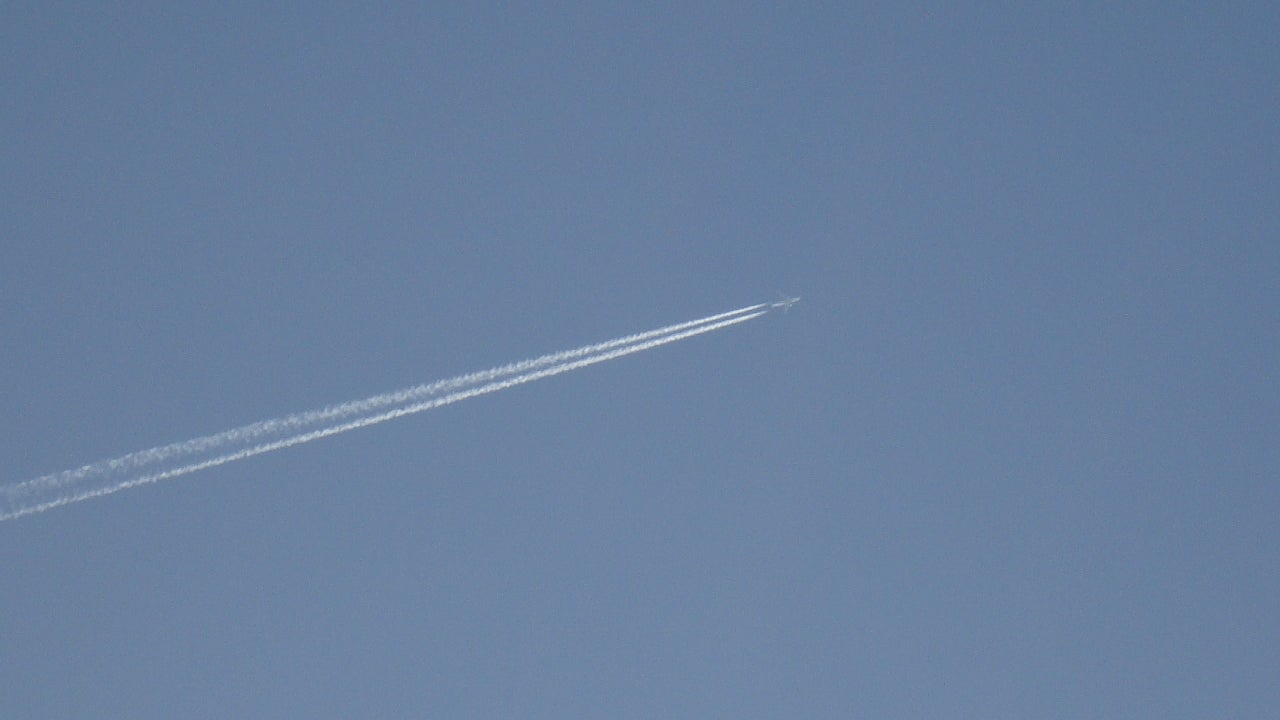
[3,4,1277,717]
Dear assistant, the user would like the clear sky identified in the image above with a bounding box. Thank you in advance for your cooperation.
[3,4,1277,717]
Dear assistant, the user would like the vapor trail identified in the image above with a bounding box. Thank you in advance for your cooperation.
[13,302,766,495]
[2,305,766,522]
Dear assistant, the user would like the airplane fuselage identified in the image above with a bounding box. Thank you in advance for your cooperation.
[770,296,800,312]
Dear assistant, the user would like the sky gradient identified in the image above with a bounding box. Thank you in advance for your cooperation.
[3,4,1277,717]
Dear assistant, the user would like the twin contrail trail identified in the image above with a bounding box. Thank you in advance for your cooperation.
[2,302,772,522]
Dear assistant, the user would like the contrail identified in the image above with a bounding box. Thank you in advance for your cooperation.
[22,302,767,489]
[7,302,766,501]
[2,304,767,521]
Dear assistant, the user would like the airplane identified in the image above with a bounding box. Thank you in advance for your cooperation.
[770,295,801,312]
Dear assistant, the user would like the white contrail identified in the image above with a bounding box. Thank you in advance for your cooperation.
[2,305,767,521]
[12,302,766,494]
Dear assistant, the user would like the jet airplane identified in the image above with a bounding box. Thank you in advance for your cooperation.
[770,295,800,312]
